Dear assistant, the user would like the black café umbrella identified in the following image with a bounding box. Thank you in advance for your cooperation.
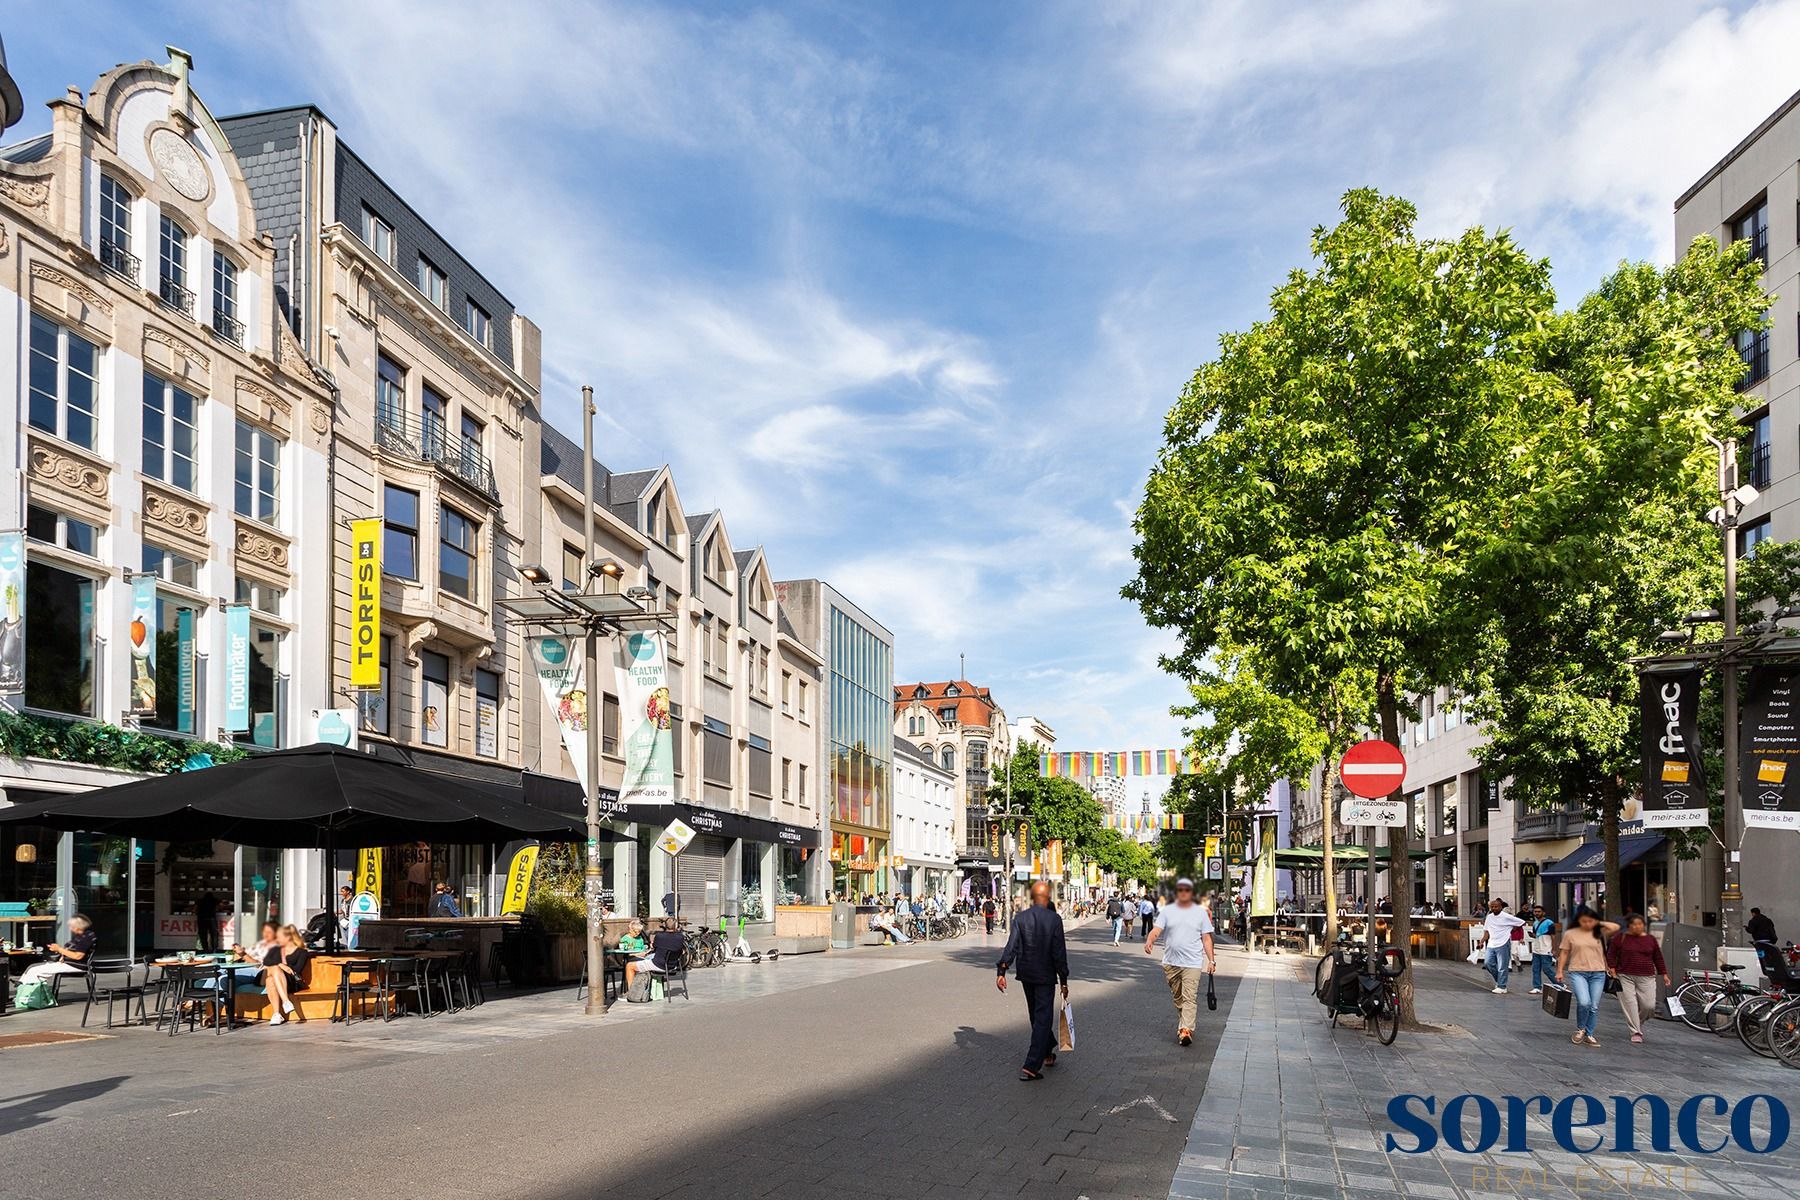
[0,743,584,846]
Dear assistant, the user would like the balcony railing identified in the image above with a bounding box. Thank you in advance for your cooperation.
[158,276,195,318]
[211,308,245,347]
[375,407,499,501]
[1747,439,1772,491]
[1737,330,1770,392]
[99,240,139,281]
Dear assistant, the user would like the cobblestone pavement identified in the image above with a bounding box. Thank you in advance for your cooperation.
[1,918,1241,1199]
[1171,948,1800,1200]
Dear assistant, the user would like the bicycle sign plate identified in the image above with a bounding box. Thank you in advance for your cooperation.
[657,818,697,856]
[1340,797,1406,828]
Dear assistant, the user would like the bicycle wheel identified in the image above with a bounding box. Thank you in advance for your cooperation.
[1768,999,1800,1067]
[1738,996,1780,1058]
[1675,980,1722,1031]
[1370,988,1400,1045]
[1706,991,1745,1036]
[1315,954,1334,1002]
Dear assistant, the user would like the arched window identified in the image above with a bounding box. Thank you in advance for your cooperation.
[918,744,933,760]
[941,746,956,772]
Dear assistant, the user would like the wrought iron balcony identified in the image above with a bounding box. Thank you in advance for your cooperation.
[211,308,245,347]
[1747,439,1772,491]
[99,240,139,281]
[158,276,195,318]
[375,407,499,501]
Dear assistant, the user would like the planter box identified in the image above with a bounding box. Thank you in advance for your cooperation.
[547,933,585,982]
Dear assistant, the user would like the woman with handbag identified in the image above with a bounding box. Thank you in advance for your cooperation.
[1606,913,1670,1044]
[1555,906,1619,1046]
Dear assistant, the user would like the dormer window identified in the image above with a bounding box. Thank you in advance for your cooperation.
[946,684,961,697]
[465,300,491,348]
[913,685,928,700]
[360,206,394,263]
[939,706,957,724]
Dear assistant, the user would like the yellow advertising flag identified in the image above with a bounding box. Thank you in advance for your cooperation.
[501,843,540,916]
[349,518,384,687]
[355,847,383,903]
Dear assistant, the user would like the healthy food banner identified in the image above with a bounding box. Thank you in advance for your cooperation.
[0,532,24,699]
[128,574,156,716]
[530,635,590,792]
[1741,664,1800,830]
[615,631,674,806]
[1636,668,1709,828]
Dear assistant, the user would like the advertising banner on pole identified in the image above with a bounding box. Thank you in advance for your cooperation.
[349,518,383,687]
[1637,668,1708,828]
[615,631,673,806]
[224,604,252,732]
[176,606,196,733]
[500,842,540,915]
[1251,815,1278,917]
[128,574,157,716]
[1224,814,1249,867]
[530,635,589,792]
[355,847,383,903]
[0,532,25,699]
[1741,665,1800,829]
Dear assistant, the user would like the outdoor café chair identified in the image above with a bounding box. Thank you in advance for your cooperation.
[383,956,431,1020]
[443,950,478,1010]
[333,959,381,1023]
[82,958,148,1029]
[161,962,231,1036]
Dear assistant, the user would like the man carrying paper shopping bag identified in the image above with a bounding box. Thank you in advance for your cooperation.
[1145,877,1215,1047]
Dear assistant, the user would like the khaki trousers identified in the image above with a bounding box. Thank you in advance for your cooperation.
[1163,964,1202,1030]
[1616,973,1658,1035]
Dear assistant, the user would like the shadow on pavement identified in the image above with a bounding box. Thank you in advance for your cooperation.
[0,1074,128,1135]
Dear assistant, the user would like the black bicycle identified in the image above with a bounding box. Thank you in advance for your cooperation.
[1315,935,1402,1045]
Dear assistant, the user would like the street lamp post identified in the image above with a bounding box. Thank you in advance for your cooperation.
[988,754,1027,930]
[1705,434,1757,947]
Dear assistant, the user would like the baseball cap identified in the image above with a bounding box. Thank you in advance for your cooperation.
[1174,877,1195,889]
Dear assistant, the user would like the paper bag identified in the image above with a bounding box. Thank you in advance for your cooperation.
[1057,1000,1075,1052]
[1666,995,1686,1019]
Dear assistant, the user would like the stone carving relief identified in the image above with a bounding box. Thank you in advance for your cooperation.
[29,440,109,504]
[148,128,209,202]
[30,262,113,315]
[0,176,50,210]
[235,523,291,572]
[145,326,209,379]
[403,621,439,666]
[310,401,333,437]
[143,486,208,543]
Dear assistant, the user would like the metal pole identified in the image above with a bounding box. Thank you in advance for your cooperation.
[582,384,606,1016]
[1720,437,1743,948]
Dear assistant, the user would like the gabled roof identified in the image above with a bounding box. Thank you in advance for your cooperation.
[894,680,1002,729]
[0,132,50,163]
[540,422,615,502]
[733,549,758,574]
[686,510,717,537]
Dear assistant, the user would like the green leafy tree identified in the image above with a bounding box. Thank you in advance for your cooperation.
[1128,189,1559,1023]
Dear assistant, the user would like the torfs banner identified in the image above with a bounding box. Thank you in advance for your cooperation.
[349,518,383,688]
[1637,668,1708,828]
[1741,664,1800,830]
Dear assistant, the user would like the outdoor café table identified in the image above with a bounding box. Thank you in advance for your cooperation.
[153,957,262,1032]
[2,947,48,1014]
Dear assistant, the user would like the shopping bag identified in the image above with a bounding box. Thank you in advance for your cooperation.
[1206,972,1217,1011]
[1057,1000,1075,1052]
[1465,948,1484,966]
[1511,939,1531,967]
[1541,985,1572,1019]
[13,978,56,1010]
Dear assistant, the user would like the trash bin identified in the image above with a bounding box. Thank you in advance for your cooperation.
[831,901,856,950]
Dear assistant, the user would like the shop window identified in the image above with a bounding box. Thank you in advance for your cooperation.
[420,650,450,748]
[384,485,420,580]
[27,314,99,450]
[247,622,284,748]
[475,668,500,758]
[142,372,200,492]
[25,560,95,716]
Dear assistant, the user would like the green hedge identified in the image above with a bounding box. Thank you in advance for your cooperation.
[0,710,249,775]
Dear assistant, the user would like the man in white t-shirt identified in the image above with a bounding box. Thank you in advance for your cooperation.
[1479,898,1527,994]
[1145,878,1216,1046]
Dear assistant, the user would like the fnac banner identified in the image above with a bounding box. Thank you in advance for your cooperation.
[501,842,540,915]
[355,847,383,903]
[349,518,383,687]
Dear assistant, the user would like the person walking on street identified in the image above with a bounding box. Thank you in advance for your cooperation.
[996,880,1070,1081]
[1527,904,1558,995]
[982,895,997,934]
[1555,906,1619,1047]
[1607,913,1670,1044]
[1106,893,1125,946]
[1145,877,1216,1046]
[1479,898,1527,994]
[1137,894,1155,939]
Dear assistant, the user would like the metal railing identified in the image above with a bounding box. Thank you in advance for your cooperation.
[1747,439,1773,491]
[1738,330,1770,391]
[211,308,245,346]
[100,240,140,281]
[158,276,195,318]
[374,407,499,500]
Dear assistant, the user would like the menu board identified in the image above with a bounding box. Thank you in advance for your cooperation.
[1740,665,1800,830]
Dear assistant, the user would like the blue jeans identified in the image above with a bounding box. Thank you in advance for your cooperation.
[1484,945,1512,989]
[1567,970,1607,1037]
[1531,953,1554,990]
[1111,917,1124,942]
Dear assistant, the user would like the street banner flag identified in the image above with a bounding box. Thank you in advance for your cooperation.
[500,842,540,915]
[615,631,674,806]
[1741,665,1800,829]
[529,636,590,791]
[356,847,383,903]
[1638,669,1708,828]
[128,573,156,716]
[1251,815,1277,917]
[224,604,252,732]
[0,532,23,699]
[349,518,383,687]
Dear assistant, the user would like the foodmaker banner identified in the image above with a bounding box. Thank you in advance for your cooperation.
[1741,664,1800,830]
[614,631,674,806]
[1637,668,1709,828]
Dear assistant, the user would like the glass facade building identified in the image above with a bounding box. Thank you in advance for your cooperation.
[829,601,893,899]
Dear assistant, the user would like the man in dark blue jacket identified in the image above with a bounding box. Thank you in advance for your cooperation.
[996,880,1070,1080]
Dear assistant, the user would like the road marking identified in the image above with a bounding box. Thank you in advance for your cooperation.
[168,1109,200,1117]
[1107,1094,1176,1121]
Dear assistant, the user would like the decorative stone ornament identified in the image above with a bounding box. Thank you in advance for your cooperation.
[148,127,208,202]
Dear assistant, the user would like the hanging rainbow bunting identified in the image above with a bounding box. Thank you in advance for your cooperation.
[1038,749,1196,777]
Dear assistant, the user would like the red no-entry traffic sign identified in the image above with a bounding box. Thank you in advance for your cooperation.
[1339,739,1407,799]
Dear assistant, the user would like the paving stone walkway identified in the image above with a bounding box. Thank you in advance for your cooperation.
[1171,949,1800,1200]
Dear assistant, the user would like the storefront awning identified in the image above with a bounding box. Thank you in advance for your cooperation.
[1537,834,1665,882]
[598,798,822,849]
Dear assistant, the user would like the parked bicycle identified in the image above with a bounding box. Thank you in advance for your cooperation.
[1314,934,1402,1045]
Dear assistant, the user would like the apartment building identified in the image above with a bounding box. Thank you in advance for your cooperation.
[892,736,957,898]
[893,679,1013,895]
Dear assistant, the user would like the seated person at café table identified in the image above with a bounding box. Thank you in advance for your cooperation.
[636,918,685,975]
[260,924,311,1025]
[18,913,98,987]
[619,919,650,990]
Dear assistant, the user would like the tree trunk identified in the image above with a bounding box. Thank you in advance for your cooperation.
[1377,674,1419,1026]
[1600,776,1624,919]
[1322,759,1340,942]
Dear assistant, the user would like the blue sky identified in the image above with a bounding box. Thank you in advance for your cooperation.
[8,1,1799,759]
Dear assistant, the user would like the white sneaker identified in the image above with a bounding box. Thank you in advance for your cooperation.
[1529,988,1542,995]
[282,1001,297,1015]
[1492,987,1508,994]
[269,1013,286,1026]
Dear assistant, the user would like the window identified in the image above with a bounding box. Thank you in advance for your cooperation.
[602,693,620,756]
[235,421,280,522]
[703,725,732,785]
[939,705,957,724]
[1738,327,1770,390]
[422,385,448,457]
[361,206,394,262]
[376,354,407,430]
[781,758,792,800]
[941,746,956,772]
[383,485,420,580]
[798,679,809,721]
[1741,516,1773,558]
[142,372,199,492]
[360,635,393,735]
[781,670,793,713]
[233,576,285,616]
[99,173,135,277]
[464,300,491,347]
[24,560,96,716]
[211,253,242,344]
[28,315,99,450]
[247,622,284,748]
[562,542,585,592]
[141,542,200,589]
[1745,409,1772,491]
[713,620,729,681]
[158,214,192,314]
[1733,199,1769,269]
[1445,696,1461,731]
[798,764,808,805]
[475,668,500,758]
[439,504,478,601]
[25,505,98,556]
[459,411,485,472]
[759,648,770,698]
[420,650,450,747]
[416,256,447,308]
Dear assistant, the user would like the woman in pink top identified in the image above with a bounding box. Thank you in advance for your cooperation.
[1555,906,1619,1046]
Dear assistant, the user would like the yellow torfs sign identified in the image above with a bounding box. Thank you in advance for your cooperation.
[502,844,540,916]
[350,518,383,687]
[356,847,383,903]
